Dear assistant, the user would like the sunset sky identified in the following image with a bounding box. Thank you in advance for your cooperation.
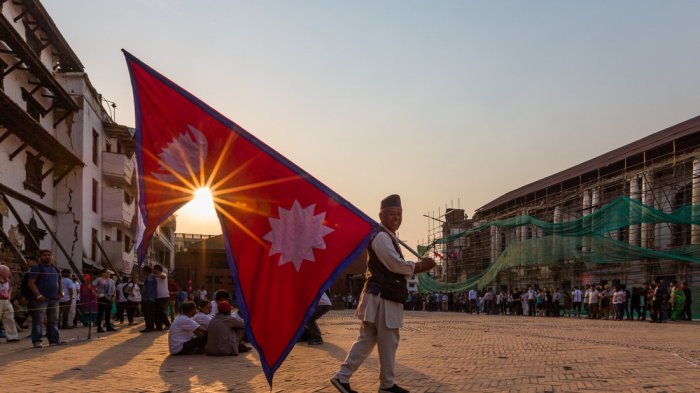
[44,0,700,250]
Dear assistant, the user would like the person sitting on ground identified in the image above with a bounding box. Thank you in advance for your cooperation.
[205,300,248,356]
[209,289,231,317]
[192,299,213,329]
[168,301,207,355]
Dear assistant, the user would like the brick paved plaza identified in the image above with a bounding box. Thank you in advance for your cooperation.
[2,310,698,393]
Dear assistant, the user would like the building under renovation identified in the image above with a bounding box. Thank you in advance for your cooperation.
[421,115,700,315]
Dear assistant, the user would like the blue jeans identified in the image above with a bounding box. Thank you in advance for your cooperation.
[30,299,60,344]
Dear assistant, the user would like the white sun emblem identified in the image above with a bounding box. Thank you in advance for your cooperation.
[151,125,208,183]
[263,200,334,272]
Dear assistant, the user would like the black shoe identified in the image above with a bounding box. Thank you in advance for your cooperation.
[379,384,410,393]
[330,378,358,393]
[97,328,105,333]
[139,329,154,333]
[106,326,118,332]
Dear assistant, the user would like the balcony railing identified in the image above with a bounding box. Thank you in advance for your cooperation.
[102,186,135,228]
[102,151,135,187]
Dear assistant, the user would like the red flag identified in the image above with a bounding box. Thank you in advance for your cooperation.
[123,51,374,384]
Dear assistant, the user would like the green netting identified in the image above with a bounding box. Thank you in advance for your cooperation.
[416,196,700,293]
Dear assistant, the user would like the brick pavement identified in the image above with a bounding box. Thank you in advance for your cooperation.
[1,311,698,392]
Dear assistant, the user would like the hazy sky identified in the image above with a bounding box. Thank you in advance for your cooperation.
[44,0,700,250]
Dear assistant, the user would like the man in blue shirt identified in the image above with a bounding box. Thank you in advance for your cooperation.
[140,265,158,333]
[27,250,63,348]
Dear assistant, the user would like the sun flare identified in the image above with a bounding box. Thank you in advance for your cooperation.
[174,187,221,234]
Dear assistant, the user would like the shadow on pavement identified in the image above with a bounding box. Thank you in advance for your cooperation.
[49,330,160,381]
[159,350,258,391]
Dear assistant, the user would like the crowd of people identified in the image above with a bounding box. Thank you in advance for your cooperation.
[0,249,333,356]
[400,278,693,322]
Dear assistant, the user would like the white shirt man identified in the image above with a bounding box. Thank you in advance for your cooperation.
[168,302,206,355]
[332,194,435,393]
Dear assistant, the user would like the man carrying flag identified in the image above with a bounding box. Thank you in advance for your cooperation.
[331,194,436,393]
[123,51,376,385]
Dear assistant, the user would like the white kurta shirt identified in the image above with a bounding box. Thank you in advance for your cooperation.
[355,227,415,329]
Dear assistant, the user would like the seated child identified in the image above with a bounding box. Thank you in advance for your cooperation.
[168,301,207,355]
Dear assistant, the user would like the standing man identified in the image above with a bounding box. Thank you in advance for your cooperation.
[681,281,692,321]
[93,269,117,332]
[140,265,157,333]
[27,250,63,348]
[331,194,435,393]
[58,269,75,329]
[571,286,583,317]
[154,264,171,330]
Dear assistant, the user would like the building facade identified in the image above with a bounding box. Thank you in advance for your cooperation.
[436,116,700,315]
[0,0,174,280]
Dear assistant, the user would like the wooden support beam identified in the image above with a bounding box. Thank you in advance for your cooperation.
[1,59,26,77]
[0,192,41,251]
[53,110,71,128]
[94,238,118,275]
[53,164,73,186]
[0,226,29,272]
[0,130,11,144]
[40,164,55,180]
[12,8,28,22]
[8,142,27,160]
[30,206,84,283]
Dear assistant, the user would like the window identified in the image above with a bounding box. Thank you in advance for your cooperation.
[105,140,112,153]
[116,229,122,241]
[24,152,44,196]
[92,179,98,212]
[124,235,131,253]
[124,191,132,204]
[91,228,98,262]
[92,129,99,165]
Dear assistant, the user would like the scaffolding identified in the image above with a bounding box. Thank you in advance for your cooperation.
[419,118,700,315]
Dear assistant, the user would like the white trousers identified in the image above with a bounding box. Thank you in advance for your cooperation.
[68,299,77,326]
[0,299,18,340]
[334,299,400,389]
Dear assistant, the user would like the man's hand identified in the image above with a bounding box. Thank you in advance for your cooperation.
[414,258,436,274]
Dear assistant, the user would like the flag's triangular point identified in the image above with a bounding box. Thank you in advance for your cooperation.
[123,51,376,386]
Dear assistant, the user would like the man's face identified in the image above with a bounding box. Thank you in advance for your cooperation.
[379,207,402,232]
[40,251,53,264]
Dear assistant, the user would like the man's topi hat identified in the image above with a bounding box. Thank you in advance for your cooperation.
[380,194,402,211]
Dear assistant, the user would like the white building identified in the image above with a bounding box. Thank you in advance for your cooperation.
[0,0,174,278]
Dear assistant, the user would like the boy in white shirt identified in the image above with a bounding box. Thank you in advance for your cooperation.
[168,301,207,355]
[192,299,213,329]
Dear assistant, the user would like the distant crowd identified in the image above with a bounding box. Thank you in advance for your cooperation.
[400,278,693,322]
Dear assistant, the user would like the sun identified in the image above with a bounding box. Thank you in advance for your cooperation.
[174,187,222,235]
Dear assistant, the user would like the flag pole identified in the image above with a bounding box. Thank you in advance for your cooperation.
[396,238,423,259]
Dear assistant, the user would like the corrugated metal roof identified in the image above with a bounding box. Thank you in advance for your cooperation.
[476,115,700,213]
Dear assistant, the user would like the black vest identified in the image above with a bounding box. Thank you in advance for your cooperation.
[363,227,408,303]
